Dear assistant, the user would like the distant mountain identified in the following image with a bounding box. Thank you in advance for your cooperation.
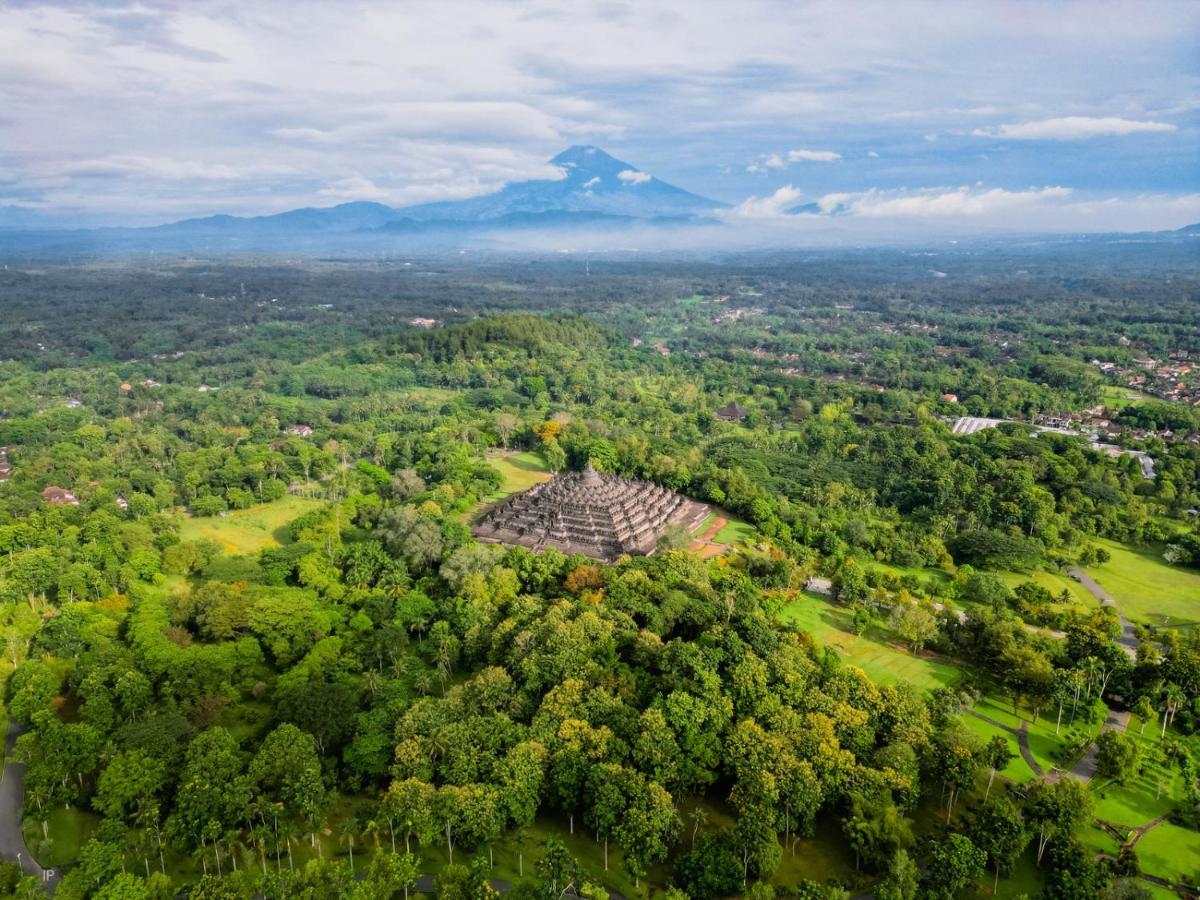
[395,146,721,222]
[147,146,721,238]
[785,200,851,217]
[158,200,398,234]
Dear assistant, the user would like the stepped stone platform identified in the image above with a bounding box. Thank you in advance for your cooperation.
[472,465,709,562]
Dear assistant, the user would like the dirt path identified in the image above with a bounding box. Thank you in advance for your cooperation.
[697,515,727,544]
[1129,813,1171,847]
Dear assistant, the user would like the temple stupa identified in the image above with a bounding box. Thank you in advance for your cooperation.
[472,464,708,561]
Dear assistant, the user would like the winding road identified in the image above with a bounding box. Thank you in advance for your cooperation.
[1069,568,1139,659]
[0,721,58,893]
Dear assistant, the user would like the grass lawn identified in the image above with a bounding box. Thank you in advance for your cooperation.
[177,495,323,556]
[779,594,963,690]
[1077,819,1121,860]
[859,559,953,597]
[713,517,757,546]
[1101,384,1156,409]
[960,715,1037,782]
[485,451,552,499]
[993,568,1096,610]
[1137,822,1200,885]
[963,845,1044,898]
[1089,715,1190,836]
[1085,538,1200,627]
[771,810,858,889]
[959,715,1039,782]
[970,693,1105,776]
[25,807,100,868]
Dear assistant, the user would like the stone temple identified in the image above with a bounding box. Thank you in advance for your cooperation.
[472,465,708,561]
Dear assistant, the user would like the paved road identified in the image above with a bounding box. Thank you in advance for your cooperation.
[1060,707,1131,784]
[0,721,58,892]
[1070,568,1140,659]
[967,710,1043,777]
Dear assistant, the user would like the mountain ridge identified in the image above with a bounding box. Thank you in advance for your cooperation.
[152,146,722,236]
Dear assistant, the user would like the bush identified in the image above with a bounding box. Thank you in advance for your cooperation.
[677,832,744,899]
[189,494,228,517]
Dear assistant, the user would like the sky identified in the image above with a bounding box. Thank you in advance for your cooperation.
[1,0,1198,232]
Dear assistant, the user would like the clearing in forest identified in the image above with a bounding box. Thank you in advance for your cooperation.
[778,593,962,690]
[484,451,554,500]
[177,495,323,556]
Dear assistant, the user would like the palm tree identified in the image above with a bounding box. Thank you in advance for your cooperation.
[689,806,709,850]
[364,670,383,698]
[251,825,270,876]
[279,819,299,873]
[338,818,359,874]
[135,802,166,874]
[415,671,435,696]
[363,816,383,855]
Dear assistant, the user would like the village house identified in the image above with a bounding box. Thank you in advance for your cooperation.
[42,486,79,505]
[715,401,750,422]
[0,462,11,482]
[286,425,314,437]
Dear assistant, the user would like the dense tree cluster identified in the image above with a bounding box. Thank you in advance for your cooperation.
[0,252,1196,897]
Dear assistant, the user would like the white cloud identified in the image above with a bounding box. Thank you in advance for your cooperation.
[316,175,391,201]
[749,149,838,173]
[583,176,601,188]
[722,183,1200,233]
[867,150,879,158]
[787,149,840,162]
[723,185,806,219]
[52,155,288,181]
[974,116,1178,140]
[617,169,652,184]
[834,185,1073,217]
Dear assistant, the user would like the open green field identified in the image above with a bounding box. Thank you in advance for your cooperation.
[779,594,963,690]
[1138,821,1200,885]
[1085,537,1200,627]
[993,568,1096,610]
[958,714,1036,782]
[177,495,323,556]
[713,517,757,546]
[484,451,552,501]
[1101,384,1156,410]
[1090,715,1190,831]
[24,807,100,868]
[966,691,1107,779]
